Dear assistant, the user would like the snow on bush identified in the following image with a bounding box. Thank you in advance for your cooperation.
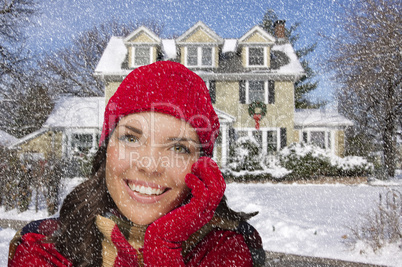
[224,141,373,182]
[279,143,373,179]
[223,137,290,181]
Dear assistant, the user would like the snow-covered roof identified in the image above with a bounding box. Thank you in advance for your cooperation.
[43,97,105,129]
[222,39,237,53]
[95,36,127,74]
[272,43,304,75]
[176,21,224,44]
[238,25,275,44]
[294,109,353,128]
[0,130,19,147]
[161,39,177,59]
[124,26,160,44]
[9,128,49,149]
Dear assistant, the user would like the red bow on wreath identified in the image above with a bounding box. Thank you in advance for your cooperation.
[248,101,267,130]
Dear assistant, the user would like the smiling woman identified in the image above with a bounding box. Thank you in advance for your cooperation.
[8,61,265,266]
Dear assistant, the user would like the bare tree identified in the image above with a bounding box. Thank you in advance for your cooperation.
[328,0,401,178]
[38,20,164,97]
[0,0,37,81]
[0,0,40,137]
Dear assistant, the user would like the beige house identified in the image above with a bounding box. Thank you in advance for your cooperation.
[11,21,352,167]
[94,21,352,166]
[10,97,104,160]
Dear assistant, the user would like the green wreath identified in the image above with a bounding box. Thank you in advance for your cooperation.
[248,101,267,117]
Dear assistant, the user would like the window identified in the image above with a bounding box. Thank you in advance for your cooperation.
[202,47,212,65]
[302,130,332,150]
[267,130,277,153]
[252,131,262,147]
[186,47,214,67]
[241,80,275,104]
[249,47,264,66]
[249,81,265,103]
[71,134,93,154]
[133,47,151,67]
[235,129,280,154]
[187,47,198,66]
[310,131,325,149]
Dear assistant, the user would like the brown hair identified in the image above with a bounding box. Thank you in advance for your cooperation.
[54,143,114,266]
[54,141,256,265]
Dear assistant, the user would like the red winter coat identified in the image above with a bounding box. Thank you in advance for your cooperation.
[8,218,265,266]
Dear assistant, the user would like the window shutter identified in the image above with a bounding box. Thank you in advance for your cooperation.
[239,80,246,104]
[303,132,308,143]
[280,128,287,149]
[268,80,275,104]
[209,81,216,104]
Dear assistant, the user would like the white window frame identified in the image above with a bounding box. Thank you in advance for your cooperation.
[63,129,101,158]
[185,46,215,67]
[236,128,281,153]
[300,128,335,154]
[246,46,267,68]
[131,46,153,68]
[245,80,268,104]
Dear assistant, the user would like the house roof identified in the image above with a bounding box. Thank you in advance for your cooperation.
[294,109,354,129]
[43,97,105,129]
[238,25,275,44]
[222,39,238,53]
[9,128,49,149]
[271,43,304,74]
[0,129,19,147]
[124,26,160,44]
[161,39,177,59]
[95,36,127,74]
[94,21,305,78]
[176,21,224,44]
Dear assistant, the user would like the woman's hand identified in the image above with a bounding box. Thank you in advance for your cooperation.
[143,157,226,266]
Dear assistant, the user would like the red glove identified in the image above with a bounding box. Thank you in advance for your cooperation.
[110,225,139,267]
[143,157,226,266]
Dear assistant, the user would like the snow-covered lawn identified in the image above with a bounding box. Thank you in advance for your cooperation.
[1,176,401,266]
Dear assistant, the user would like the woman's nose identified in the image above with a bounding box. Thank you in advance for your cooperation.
[133,147,166,175]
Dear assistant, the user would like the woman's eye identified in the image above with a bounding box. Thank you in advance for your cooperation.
[119,135,139,143]
[171,144,190,154]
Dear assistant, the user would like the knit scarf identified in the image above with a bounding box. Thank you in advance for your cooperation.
[95,212,238,267]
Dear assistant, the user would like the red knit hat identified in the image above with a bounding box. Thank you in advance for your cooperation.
[99,61,220,157]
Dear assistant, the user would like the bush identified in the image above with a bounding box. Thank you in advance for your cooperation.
[227,136,263,172]
[279,143,373,179]
[344,189,402,253]
[279,143,335,179]
[223,137,290,182]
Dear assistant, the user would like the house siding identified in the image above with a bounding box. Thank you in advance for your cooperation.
[105,82,122,104]
[335,130,345,157]
[18,131,63,158]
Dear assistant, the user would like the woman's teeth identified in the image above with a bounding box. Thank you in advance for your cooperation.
[128,183,164,196]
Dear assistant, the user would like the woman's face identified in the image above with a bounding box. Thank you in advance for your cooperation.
[106,112,200,225]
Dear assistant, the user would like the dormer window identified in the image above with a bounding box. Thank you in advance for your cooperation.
[132,46,152,67]
[186,46,214,67]
[247,47,266,67]
[249,47,264,66]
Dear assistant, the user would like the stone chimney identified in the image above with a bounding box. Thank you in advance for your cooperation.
[274,20,286,39]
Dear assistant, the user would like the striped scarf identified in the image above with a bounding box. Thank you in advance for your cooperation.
[95,212,239,267]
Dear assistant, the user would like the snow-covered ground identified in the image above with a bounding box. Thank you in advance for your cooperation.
[1,175,401,266]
